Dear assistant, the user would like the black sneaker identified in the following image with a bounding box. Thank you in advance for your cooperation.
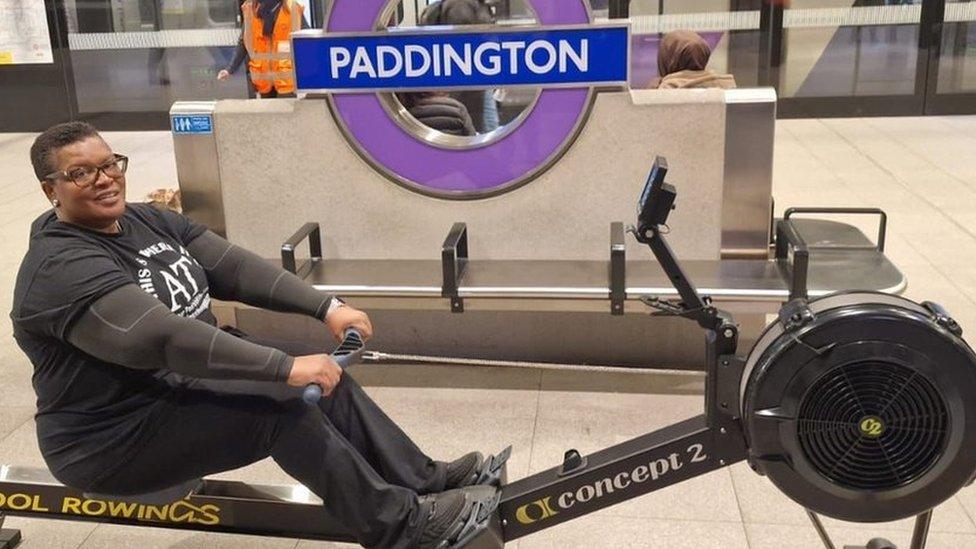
[416,489,470,549]
[416,487,500,549]
[444,452,484,489]
[443,446,512,489]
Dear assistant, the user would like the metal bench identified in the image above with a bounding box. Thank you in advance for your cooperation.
[233,208,904,371]
[277,210,901,317]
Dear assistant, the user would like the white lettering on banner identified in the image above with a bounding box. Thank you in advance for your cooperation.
[432,43,442,75]
[443,43,472,77]
[376,45,402,78]
[327,38,590,81]
[525,40,557,74]
[405,44,431,77]
[330,47,351,78]
[474,42,501,75]
[350,47,377,78]
[500,41,526,74]
[560,39,588,72]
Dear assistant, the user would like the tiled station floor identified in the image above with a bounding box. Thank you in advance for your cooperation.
[2,116,976,547]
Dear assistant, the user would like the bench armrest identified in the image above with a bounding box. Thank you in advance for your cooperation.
[281,222,322,279]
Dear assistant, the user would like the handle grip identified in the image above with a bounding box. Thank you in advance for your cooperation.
[302,329,366,404]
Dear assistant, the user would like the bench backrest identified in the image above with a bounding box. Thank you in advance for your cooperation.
[174,88,775,261]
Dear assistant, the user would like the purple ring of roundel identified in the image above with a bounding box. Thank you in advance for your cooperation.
[327,0,591,195]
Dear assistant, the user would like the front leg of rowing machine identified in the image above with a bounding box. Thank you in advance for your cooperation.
[706,314,740,428]
[0,512,21,549]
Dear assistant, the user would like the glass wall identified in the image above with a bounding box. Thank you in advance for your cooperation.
[64,0,248,115]
[780,1,921,98]
[61,0,325,118]
[938,0,976,95]
[5,0,975,132]
[619,0,976,115]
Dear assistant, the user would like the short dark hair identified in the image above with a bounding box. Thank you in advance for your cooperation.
[30,121,101,182]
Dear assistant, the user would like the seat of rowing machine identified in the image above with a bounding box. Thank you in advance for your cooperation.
[83,477,202,506]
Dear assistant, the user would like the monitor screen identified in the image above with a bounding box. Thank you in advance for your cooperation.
[638,156,668,216]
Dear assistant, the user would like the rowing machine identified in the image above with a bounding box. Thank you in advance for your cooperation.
[462,156,976,548]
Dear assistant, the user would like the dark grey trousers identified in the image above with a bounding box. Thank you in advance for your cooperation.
[91,334,448,548]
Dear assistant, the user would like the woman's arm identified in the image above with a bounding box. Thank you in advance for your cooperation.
[186,230,335,320]
[224,36,248,75]
[68,284,293,381]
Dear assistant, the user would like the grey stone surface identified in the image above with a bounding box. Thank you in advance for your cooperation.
[213,90,727,261]
[729,462,976,534]
[745,522,976,549]
[0,516,97,549]
[518,510,749,549]
[78,524,300,548]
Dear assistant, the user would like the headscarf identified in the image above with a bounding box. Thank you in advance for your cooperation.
[657,30,711,78]
[420,0,493,26]
[256,0,283,38]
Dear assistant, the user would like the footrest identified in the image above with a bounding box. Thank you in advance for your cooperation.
[452,490,502,549]
[475,446,512,487]
[83,478,202,506]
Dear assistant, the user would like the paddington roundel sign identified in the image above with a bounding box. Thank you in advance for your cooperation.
[292,0,629,199]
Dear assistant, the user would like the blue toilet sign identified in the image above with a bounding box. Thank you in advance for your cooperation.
[171,115,214,135]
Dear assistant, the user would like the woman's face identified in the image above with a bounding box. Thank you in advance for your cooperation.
[42,136,127,231]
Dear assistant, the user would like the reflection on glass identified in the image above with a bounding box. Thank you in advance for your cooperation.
[938,0,976,94]
[781,1,920,98]
[385,0,541,142]
[64,0,254,114]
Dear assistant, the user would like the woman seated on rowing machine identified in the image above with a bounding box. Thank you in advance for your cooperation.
[10,121,501,548]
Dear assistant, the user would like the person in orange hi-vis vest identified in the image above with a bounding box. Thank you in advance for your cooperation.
[217,0,308,98]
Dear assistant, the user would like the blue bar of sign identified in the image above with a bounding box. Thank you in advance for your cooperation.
[171,115,213,135]
[293,25,629,92]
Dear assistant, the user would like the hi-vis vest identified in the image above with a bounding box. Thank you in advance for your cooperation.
[242,0,303,95]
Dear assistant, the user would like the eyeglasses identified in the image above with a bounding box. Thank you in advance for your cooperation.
[45,154,129,188]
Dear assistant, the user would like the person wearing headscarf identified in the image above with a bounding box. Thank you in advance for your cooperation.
[656,29,737,90]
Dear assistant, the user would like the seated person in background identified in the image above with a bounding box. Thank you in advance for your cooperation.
[656,29,737,90]
[400,92,477,136]
[418,0,499,133]
[11,121,502,549]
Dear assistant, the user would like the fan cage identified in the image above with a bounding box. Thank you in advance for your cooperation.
[797,360,949,491]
